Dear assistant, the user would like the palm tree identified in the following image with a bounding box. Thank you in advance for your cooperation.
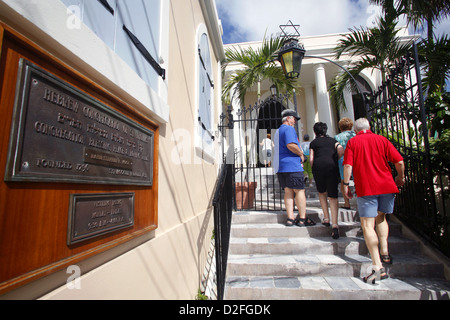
[419,35,450,93]
[221,36,296,106]
[330,11,413,110]
[368,1,450,166]
[371,0,450,44]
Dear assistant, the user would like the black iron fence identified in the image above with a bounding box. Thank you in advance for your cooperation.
[212,161,233,300]
[368,44,450,257]
[228,95,295,212]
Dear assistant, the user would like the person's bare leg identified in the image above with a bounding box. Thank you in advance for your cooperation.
[329,197,339,228]
[284,188,295,221]
[375,212,390,257]
[340,181,350,208]
[360,217,383,271]
[319,192,329,223]
[294,189,306,220]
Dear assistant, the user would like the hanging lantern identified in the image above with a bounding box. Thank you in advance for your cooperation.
[278,38,306,79]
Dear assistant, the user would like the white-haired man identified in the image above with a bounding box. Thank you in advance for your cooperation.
[343,118,405,284]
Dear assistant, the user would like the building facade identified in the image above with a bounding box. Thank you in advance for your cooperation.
[223,28,415,142]
[0,0,224,299]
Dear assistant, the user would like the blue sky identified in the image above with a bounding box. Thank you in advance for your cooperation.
[216,0,450,45]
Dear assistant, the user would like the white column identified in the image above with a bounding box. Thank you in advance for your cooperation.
[314,63,336,135]
[304,85,316,139]
[231,82,244,167]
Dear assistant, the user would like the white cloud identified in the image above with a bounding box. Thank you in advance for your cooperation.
[434,18,450,38]
[216,0,385,44]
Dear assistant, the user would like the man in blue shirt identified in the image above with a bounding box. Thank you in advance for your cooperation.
[274,110,315,227]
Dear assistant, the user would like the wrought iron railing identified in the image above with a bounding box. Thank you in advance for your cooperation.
[368,43,450,257]
[232,95,294,211]
[212,162,234,300]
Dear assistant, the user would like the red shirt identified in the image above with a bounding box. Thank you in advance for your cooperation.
[343,130,403,197]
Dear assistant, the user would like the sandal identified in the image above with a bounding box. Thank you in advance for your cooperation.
[331,227,339,239]
[286,218,296,227]
[294,216,316,227]
[363,267,389,284]
[380,254,393,264]
[380,268,389,280]
[295,217,306,227]
[304,217,316,226]
[322,219,331,227]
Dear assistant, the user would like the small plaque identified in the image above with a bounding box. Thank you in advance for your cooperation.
[68,193,135,245]
[5,59,154,185]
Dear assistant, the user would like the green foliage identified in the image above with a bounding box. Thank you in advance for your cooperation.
[196,289,209,300]
[330,12,412,110]
[426,90,450,137]
[221,36,296,106]
[430,129,450,175]
[418,35,450,94]
[427,90,450,174]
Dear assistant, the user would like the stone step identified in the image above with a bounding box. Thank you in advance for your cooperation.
[226,253,444,279]
[230,222,402,238]
[224,275,450,300]
[231,209,359,225]
[228,235,420,256]
[226,194,450,299]
[254,194,348,203]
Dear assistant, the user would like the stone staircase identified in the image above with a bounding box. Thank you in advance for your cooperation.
[224,171,450,300]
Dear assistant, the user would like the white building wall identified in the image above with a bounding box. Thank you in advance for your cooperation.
[0,0,224,300]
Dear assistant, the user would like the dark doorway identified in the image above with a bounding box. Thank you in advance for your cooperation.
[256,97,286,166]
[352,75,373,120]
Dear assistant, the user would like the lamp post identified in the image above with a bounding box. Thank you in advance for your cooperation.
[276,37,370,121]
[276,38,305,137]
[270,84,278,96]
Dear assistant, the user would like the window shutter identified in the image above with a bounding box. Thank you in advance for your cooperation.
[198,33,214,144]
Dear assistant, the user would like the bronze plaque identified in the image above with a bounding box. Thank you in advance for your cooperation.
[5,59,154,185]
[68,193,135,245]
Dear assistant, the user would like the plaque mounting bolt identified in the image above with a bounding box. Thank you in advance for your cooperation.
[22,161,30,169]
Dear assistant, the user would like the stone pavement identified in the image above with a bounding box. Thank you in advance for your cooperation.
[224,209,450,300]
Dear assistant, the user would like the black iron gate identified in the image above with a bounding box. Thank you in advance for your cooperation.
[367,44,449,257]
[223,95,295,212]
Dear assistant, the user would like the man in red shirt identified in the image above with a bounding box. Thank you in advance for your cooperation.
[343,118,405,284]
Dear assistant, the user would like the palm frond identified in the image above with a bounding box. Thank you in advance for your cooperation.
[222,35,295,105]
[331,9,414,112]
[418,35,450,93]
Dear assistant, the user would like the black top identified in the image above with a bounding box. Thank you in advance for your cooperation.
[310,136,339,173]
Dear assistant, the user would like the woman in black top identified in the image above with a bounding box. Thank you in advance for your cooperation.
[310,122,344,239]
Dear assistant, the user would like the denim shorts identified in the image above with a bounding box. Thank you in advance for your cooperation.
[277,172,305,190]
[357,194,396,218]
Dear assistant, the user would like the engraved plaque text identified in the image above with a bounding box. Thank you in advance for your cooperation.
[68,193,135,245]
[5,59,154,185]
